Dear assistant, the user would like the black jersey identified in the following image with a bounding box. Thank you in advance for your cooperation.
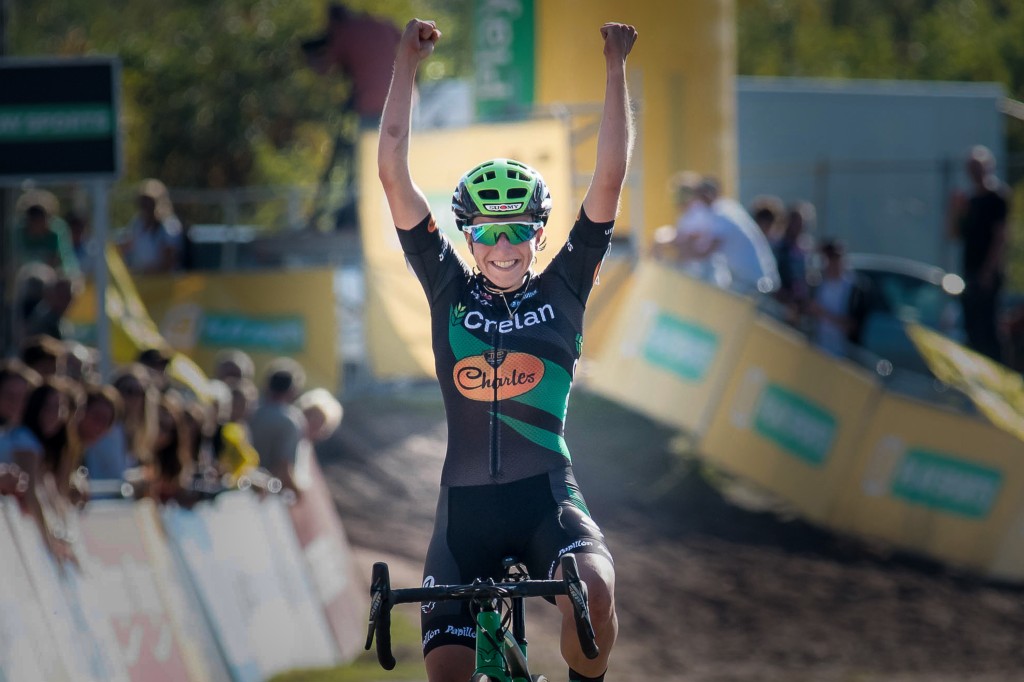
[397,207,613,486]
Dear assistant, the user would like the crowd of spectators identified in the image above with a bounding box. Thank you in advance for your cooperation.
[653,171,869,359]
[655,144,1019,369]
[3,182,343,568]
[0,337,342,567]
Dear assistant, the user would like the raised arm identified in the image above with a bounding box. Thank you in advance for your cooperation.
[582,22,638,223]
[377,19,441,230]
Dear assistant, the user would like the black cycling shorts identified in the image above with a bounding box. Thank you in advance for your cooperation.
[419,467,613,655]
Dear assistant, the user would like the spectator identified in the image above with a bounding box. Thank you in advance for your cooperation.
[137,346,173,392]
[807,239,867,358]
[64,341,100,386]
[81,384,136,492]
[0,360,42,438]
[249,358,309,499]
[23,275,77,341]
[213,348,256,383]
[0,377,79,563]
[696,177,780,294]
[666,170,718,282]
[144,391,193,506]
[13,189,79,275]
[295,387,344,443]
[118,179,182,274]
[66,211,99,277]
[947,144,1010,362]
[662,174,780,294]
[20,334,66,378]
[773,200,817,324]
[111,364,159,468]
[227,377,258,424]
[302,2,401,129]
[14,262,56,331]
[749,194,786,243]
[212,379,261,485]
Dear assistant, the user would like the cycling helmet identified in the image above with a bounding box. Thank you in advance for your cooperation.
[451,158,552,229]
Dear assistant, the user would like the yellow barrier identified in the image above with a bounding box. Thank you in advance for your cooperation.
[578,253,635,363]
[134,268,338,391]
[829,392,1024,576]
[585,261,756,436]
[698,316,882,525]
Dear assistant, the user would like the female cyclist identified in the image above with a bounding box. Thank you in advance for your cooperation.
[377,17,637,682]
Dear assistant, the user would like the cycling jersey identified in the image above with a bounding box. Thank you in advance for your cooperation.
[397,206,614,487]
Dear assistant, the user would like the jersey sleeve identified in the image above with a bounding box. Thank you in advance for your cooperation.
[546,205,614,305]
[396,214,472,304]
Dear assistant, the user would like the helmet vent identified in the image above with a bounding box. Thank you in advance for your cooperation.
[507,188,528,199]
[478,189,500,199]
[507,170,531,181]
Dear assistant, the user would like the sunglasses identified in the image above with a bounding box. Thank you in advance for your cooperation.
[462,221,541,246]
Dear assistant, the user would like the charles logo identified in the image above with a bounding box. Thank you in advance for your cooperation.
[454,352,545,401]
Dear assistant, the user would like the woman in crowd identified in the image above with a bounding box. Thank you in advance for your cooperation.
[145,391,193,506]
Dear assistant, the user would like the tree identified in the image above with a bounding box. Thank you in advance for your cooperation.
[8,1,471,195]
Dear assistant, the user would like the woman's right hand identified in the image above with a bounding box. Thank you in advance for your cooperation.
[400,18,441,63]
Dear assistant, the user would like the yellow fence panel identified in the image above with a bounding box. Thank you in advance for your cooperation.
[585,261,756,436]
[698,316,881,524]
[830,392,1024,576]
[136,269,338,391]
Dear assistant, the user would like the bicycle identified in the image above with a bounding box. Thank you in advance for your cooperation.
[365,553,600,682]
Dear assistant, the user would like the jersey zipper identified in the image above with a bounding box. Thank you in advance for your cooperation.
[489,322,502,479]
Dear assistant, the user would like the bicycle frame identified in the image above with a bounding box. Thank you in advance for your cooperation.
[366,553,598,682]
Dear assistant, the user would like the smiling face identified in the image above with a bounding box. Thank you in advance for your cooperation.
[465,214,544,291]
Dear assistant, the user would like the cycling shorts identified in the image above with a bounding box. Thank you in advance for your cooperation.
[419,467,613,655]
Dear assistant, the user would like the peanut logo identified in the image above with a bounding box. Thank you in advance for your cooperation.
[453,351,545,401]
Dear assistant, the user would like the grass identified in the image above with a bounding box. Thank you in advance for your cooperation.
[267,609,427,682]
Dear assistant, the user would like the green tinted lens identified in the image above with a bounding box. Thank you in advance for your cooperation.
[467,222,539,246]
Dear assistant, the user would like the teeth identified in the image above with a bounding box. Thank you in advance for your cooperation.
[492,260,517,268]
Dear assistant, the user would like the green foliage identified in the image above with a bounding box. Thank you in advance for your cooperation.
[737,0,1024,290]
[7,0,472,198]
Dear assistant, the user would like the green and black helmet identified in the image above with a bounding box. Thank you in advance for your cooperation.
[451,158,553,228]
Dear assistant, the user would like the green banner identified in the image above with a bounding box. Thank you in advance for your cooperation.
[0,104,113,141]
[200,314,307,353]
[891,448,1003,519]
[642,313,719,382]
[754,383,837,465]
[473,0,535,120]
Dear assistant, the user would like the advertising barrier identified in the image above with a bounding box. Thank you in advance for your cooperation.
[287,456,367,661]
[136,267,339,391]
[585,261,756,437]
[74,500,231,682]
[829,391,1024,575]
[66,250,338,392]
[161,492,338,682]
[0,499,72,682]
[698,316,882,525]
[2,500,128,682]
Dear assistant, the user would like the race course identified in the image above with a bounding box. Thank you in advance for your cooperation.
[322,383,1024,682]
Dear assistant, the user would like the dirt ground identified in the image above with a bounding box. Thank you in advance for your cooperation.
[319,381,1024,682]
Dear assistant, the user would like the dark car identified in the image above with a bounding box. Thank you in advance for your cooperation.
[846,253,966,378]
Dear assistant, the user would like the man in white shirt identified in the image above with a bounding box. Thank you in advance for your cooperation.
[673,175,780,294]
